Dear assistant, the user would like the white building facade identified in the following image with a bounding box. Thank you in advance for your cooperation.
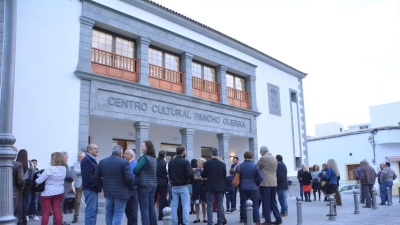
[308,102,400,194]
[4,0,307,175]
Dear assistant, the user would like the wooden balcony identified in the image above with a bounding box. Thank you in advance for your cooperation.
[227,87,250,109]
[91,48,138,82]
[148,64,184,93]
[192,77,220,102]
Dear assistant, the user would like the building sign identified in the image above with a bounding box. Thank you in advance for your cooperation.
[95,90,250,131]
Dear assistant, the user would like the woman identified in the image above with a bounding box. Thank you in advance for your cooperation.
[36,152,66,225]
[311,164,321,201]
[15,149,33,225]
[324,159,339,216]
[189,159,198,215]
[320,163,329,201]
[133,140,157,225]
[238,151,263,225]
[193,158,207,223]
[301,165,312,202]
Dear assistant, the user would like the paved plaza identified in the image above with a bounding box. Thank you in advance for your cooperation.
[26,192,400,225]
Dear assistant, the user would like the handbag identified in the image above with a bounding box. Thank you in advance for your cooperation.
[232,164,241,187]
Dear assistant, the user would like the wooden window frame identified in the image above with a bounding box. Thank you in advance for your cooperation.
[192,61,216,82]
[148,46,180,72]
[92,28,136,58]
[226,73,246,91]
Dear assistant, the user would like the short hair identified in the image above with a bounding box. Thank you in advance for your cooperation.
[302,165,309,172]
[361,159,369,165]
[211,148,219,156]
[176,146,185,155]
[191,159,198,168]
[243,151,253,159]
[61,151,68,157]
[158,150,166,159]
[31,159,38,162]
[260,146,269,153]
[229,169,235,175]
[51,152,66,166]
[385,162,391,167]
[125,149,135,157]
[198,158,206,164]
[276,155,283,162]
[78,151,86,156]
[112,145,123,155]
[233,156,239,161]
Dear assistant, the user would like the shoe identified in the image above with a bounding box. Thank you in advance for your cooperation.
[379,203,386,205]
[193,219,200,223]
[203,219,207,223]
[233,207,236,211]
[336,204,342,206]
[71,218,78,223]
[213,209,217,212]
[62,222,70,225]
[226,210,230,214]
[261,223,272,225]
[26,216,30,221]
[240,219,244,223]
[272,221,282,225]
[362,206,372,208]
[280,213,288,217]
[32,215,40,221]
[326,213,337,216]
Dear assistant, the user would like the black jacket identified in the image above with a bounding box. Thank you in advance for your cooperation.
[301,171,312,186]
[276,161,288,190]
[201,158,226,192]
[81,155,101,192]
[94,154,135,200]
[156,158,168,186]
[168,155,193,186]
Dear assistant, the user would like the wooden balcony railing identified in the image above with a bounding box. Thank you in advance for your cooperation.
[192,77,220,102]
[227,87,250,109]
[91,48,138,82]
[148,64,184,93]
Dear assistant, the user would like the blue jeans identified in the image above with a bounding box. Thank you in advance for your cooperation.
[105,198,127,225]
[260,186,282,223]
[276,189,288,214]
[299,185,303,199]
[83,190,98,225]
[26,191,39,215]
[239,189,260,223]
[225,188,235,211]
[171,186,190,225]
[380,181,393,204]
[138,186,157,225]
[206,191,224,225]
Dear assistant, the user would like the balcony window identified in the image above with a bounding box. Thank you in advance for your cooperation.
[226,73,249,109]
[192,62,219,102]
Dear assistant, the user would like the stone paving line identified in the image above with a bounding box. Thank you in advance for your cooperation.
[27,193,400,225]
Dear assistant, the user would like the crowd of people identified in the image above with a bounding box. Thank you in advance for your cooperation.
[11,142,397,225]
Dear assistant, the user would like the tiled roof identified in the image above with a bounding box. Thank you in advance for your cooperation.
[143,0,307,76]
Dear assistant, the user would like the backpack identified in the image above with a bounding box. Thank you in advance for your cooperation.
[25,161,34,187]
[31,169,45,193]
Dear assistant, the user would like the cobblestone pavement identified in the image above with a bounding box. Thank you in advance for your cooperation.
[27,193,400,224]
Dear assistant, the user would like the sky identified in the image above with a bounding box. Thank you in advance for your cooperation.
[151,0,400,135]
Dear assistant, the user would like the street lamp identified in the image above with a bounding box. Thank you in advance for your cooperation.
[368,132,377,165]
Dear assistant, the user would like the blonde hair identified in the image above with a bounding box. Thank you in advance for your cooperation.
[197,158,206,164]
[51,152,66,166]
[327,159,339,176]
[302,165,309,172]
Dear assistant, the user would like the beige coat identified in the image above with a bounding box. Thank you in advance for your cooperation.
[257,152,277,187]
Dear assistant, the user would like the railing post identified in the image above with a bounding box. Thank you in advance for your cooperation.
[328,196,336,220]
[386,187,392,205]
[372,188,378,209]
[162,207,172,225]
[246,199,253,225]
[296,196,302,225]
[353,190,360,214]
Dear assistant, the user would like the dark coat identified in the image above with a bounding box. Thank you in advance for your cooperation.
[13,161,25,197]
[237,160,262,191]
[94,154,135,200]
[276,161,288,190]
[168,155,194,186]
[156,158,168,186]
[201,158,226,193]
[81,154,101,192]
[301,171,312,185]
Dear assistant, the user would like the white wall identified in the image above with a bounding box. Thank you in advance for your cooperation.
[370,102,400,127]
[13,1,82,167]
[315,122,344,136]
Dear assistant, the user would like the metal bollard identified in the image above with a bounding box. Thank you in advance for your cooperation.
[353,190,360,214]
[162,207,172,225]
[246,199,254,225]
[328,196,336,220]
[296,196,302,225]
[372,188,378,209]
[386,187,392,205]
[398,186,400,203]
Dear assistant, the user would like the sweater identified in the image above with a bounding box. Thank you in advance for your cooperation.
[168,155,194,186]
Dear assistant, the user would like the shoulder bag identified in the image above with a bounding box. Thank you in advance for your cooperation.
[232,164,241,187]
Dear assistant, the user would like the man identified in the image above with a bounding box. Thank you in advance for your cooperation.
[26,159,40,221]
[257,146,282,225]
[201,148,226,225]
[355,161,365,203]
[155,150,168,221]
[230,156,239,211]
[379,162,397,205]
[276,155,288,217]
[72,151,85,223]
[168,146,193,225]
[95,145,135,225]
[360,159,376,208]
[297,164,305,201]
[81,144,102,225]
[124,149,139,225]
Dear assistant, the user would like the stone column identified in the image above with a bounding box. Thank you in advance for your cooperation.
[134,122,150,159]
[180,52,194,97]
[0,0,17,224]
[249,137,258,160]
[180,128,195,160]
[77,16,95,73]
[217,133,230,169]
[136,37,151,86]
[245,75,258,111]
[216,65,228,104]
[78,80,90,151]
